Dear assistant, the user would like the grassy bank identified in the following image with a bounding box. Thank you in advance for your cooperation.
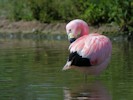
[0,0,133,36]
[0,19,132,40]
[0,19,120,34]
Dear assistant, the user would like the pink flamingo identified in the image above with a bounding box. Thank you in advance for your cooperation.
[62,19,112,75]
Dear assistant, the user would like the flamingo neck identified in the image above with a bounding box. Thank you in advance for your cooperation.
[81,31,89,36]
[80,22,89,36]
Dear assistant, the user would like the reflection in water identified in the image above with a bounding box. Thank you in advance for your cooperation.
[34,40,44,62]
[63,81,112,100]
[0,39,133,100]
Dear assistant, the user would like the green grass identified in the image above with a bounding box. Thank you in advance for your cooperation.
[0,0,132,33]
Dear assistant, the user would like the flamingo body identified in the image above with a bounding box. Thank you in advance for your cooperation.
[63,19,112,75]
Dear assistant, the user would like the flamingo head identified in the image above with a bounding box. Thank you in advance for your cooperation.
[66,19,89,43]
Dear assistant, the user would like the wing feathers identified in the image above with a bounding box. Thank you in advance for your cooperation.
[69,34,112,65]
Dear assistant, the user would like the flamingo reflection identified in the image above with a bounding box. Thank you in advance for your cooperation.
[63,81,112,100]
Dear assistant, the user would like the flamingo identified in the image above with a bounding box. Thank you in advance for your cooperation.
[62,19,112,75]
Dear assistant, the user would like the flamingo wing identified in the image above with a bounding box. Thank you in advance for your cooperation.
[69,33,112,66]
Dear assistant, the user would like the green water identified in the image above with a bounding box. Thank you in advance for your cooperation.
[0,39,133,100]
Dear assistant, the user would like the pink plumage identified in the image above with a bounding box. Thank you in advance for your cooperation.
[63,19,112,75]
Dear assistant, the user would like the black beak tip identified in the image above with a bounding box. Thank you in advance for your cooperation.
[69,38,76,43]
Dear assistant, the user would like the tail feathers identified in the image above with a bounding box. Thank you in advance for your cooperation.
[62,61,72,70]
[68,52,92,67]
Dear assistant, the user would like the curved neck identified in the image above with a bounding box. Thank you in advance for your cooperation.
[80,21,89,36]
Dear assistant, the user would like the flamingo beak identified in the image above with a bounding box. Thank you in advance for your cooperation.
[68,33,76,43]
[69,38,76,43]
[62,61,72,70]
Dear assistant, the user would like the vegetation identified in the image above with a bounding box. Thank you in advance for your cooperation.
[0,0,133,32]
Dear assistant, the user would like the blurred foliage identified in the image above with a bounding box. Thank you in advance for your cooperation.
[27,0,79,23]
[10,0,33,21]
[0,0,133,32]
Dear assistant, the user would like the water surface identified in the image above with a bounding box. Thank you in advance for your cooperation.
[0,38,133,100]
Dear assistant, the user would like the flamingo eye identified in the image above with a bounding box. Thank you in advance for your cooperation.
[69,29,71,33]
[67,29,71,35]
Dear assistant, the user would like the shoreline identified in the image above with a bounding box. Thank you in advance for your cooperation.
[0,19,132,41]
[0,19,119,34]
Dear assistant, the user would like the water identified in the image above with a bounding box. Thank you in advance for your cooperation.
[0,38,133,100]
